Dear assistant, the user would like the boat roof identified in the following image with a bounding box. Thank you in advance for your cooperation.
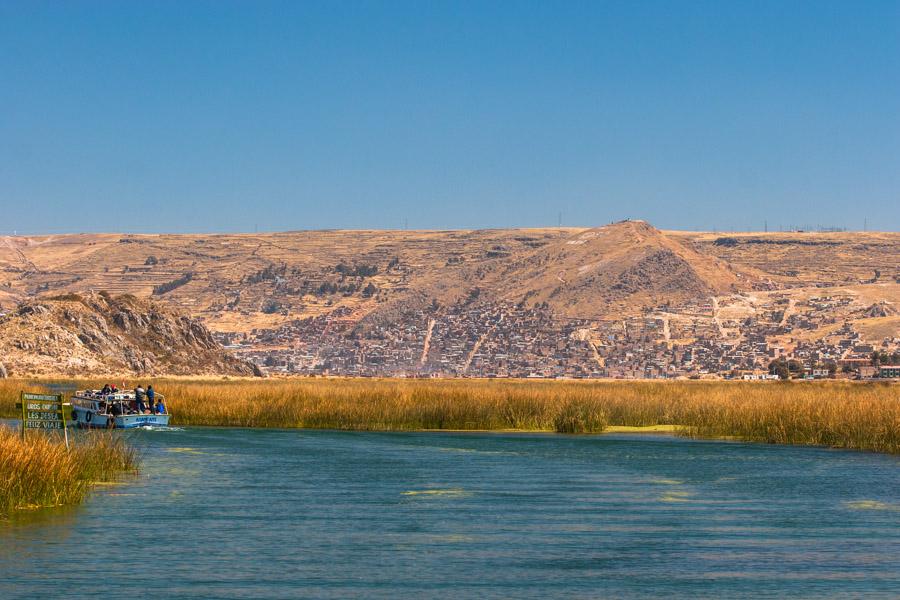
[74,390,135,399]
[74,389,163,400]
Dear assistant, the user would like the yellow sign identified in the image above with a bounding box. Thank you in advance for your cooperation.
[17,392,69,446]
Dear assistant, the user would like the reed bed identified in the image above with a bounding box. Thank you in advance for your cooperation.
[1,377,898,452]
[0,378,51,418]
[168,378,900,452]
[162,379,614,432]
[0,428,139,518]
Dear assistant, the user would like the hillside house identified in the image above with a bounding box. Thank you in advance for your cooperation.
[879,365,900,378]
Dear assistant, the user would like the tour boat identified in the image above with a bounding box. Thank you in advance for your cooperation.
[70,389,170,429]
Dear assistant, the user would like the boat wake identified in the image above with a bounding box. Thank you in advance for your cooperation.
[138,425,185,432]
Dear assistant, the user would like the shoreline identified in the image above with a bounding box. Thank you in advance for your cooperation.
[3,378,898,454]
[417,424,683,434]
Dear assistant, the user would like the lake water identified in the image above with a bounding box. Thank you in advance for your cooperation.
[2,428,899,599]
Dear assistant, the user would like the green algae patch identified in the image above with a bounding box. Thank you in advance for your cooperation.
[844,500,900,511]
[402,488,472,499]
[606,424,683,433]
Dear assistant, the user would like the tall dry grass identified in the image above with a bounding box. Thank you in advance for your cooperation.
[1,377,898,452]
[0,378,51,418]
[161,378,608,432]
[165,378,900,452]
[0,428,139,517]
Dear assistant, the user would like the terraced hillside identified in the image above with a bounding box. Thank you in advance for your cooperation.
[1,222,897,378]
[670,230,898,287]
[1,222,897,329]
[0,228,572,332]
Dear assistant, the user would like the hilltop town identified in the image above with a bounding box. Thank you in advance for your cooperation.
[1,221,897,379]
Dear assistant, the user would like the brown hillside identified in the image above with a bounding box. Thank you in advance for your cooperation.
[0,293,261,377]
[437,221,750,318]
[0,225,896,333]
[669,230,899,286]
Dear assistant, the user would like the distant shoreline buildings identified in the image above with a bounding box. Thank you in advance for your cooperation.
[218,295,900,381]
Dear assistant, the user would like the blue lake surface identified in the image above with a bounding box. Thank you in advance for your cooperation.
[2,428,899,599]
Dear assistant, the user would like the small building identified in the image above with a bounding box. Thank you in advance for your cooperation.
[879,365,900,378]
[857,366,878,379]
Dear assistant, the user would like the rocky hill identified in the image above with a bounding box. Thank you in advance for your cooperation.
[0,293,262,377]
[0,221,896,377]
[451,220,750,318]
[1,221,895,332]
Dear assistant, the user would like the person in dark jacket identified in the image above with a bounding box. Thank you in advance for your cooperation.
[147,386,156,414]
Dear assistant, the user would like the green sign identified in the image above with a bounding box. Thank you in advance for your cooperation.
[18,393,69,444]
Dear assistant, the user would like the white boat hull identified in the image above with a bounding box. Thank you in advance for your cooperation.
[114,413,170,428]
[72,405,170,429]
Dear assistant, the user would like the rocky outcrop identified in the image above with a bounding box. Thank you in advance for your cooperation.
[0,292,261,377]
[609,249,711,297]
[864,302,898,318]
[427,220,749,319]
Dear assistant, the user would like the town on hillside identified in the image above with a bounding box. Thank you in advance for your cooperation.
[217,293,900,380]
[1,223,898,380]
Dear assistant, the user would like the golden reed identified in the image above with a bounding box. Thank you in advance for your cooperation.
[0,427,139,517]
[1,378,898,453]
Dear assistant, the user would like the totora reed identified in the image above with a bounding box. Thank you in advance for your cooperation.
[0,427,139,518]
[1,378,898,453]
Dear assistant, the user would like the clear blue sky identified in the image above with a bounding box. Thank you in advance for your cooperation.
[1,1,898,234]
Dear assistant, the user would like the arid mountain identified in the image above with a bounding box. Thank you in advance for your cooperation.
[1,222,895,331]
[460,220,750,318]
[668,229,899,287]
[0,292,261,377]
[0,222,897,377]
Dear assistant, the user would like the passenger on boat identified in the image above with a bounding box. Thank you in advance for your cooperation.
[101,384,112,396]
[106,401,121,428]
[156,398,166,415]
[147,386,156,413]
[135,385,147,413]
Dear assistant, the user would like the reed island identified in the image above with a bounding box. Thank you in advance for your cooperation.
[3,378,898,454]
